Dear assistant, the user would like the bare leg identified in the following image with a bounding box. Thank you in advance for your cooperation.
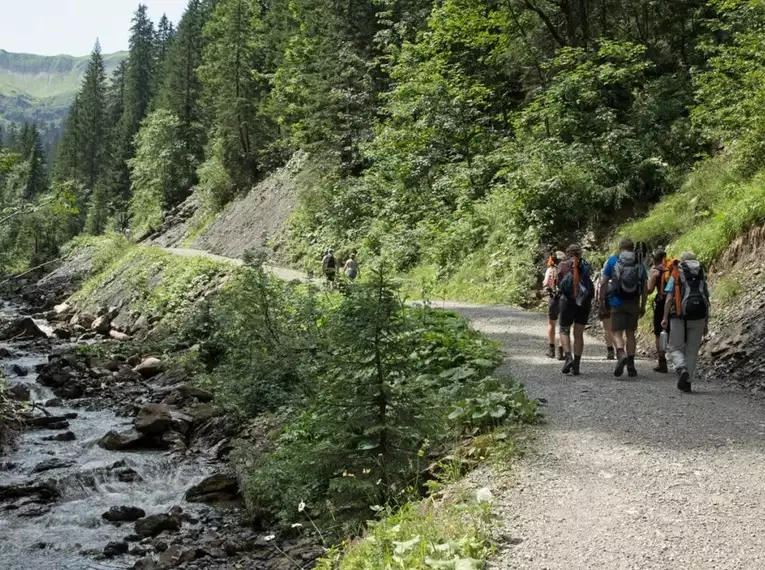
[603,317,614,348]
[559,328,572,353]
[547,320,556,345]
[612,329,626,351]
[626,330,637,356]
[573,324,585,356]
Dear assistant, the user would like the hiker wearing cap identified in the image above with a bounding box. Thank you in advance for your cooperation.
[543,251,566,360]
[600,238,648,378]
[556,244,595,376]
[647,248,670,373]
[661,252,710,393]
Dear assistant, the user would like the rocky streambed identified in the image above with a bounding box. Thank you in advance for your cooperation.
[0,301,321,570]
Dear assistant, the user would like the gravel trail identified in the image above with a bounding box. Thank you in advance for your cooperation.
[440,301,765,570]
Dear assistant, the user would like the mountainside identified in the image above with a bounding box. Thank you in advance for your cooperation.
[0,49,126,127]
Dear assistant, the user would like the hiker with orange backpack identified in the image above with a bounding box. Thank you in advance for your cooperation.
[647,248,670,373]
[543,251,566,360]
[556,244,595,375]
[661,252,710,393]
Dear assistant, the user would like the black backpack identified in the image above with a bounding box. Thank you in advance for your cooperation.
[677,260,709,320]
[558,258,594,300]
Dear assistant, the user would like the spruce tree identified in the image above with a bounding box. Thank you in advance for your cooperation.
[153,14,176,98]
[78,40,108,190]
[18,124,47,201]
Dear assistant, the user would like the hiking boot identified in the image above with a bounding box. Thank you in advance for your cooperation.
[557,347,565,361]
[562,354,574,375]
[627,363,638,378]
[546,345,556,359]
[677,368,692,393]
[614,356,627,378]
[607,347,615,361]
[572,360,581,376]
[654,359,668,373]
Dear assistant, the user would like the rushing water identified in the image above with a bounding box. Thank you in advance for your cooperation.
[0,303,213,570]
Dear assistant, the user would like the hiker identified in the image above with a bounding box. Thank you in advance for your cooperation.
[322,249,337,288]
[647,248,670,373]
[344,252,359,281]
[557,244,595,376]
[593,269,615,360]
[661,252,710,393]
[600,238,648,378]
[543,251,566,360]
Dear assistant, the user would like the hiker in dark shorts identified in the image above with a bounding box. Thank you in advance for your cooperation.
[600,238,648,378]
[557,244,595,376]
[543,251,565,360]
[322,249,337,289]
[647,249,670,373]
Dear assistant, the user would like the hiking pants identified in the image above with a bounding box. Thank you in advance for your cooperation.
[668,318,705,381]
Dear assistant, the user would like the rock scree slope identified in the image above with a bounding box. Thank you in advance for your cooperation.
[161,248,765,569]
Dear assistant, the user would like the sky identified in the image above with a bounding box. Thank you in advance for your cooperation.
[0,0,188,56]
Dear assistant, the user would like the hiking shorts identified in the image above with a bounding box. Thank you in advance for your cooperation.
[547,295,560,321]
[559,296,591,328]
[611,301,640,332]
[653,297,668,336]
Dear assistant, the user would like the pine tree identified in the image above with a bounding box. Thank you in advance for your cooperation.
[18,124,47,201]
[153,14,176,97]
[157,0,208,194]
[109,4,157,217]
[78,40,108,190]
[199,0,273,189]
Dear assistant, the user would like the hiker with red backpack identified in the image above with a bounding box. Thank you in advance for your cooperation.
[661,252,710,393]
[543,251,566,360]
[599,238,648,378]
[556,244,595,376]
[647,248,670,373]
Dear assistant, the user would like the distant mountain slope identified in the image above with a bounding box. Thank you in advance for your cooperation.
[0,49,127,129]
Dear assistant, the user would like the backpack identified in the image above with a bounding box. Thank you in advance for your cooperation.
[558,258,594,301]
[673,260,709,320]
[610,252,643,300]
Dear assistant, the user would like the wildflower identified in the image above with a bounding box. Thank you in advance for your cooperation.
[476,487,493,504]
[298,501,306,513]
[291,523,303,529]
[264,534,276,542]
[362,468,371,475]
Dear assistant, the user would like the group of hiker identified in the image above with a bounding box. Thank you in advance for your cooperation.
[321,249,359,288]
[544,238,710,393]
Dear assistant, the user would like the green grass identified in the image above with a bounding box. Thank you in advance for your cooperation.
[316,489,494,570]
[618,154,765,265]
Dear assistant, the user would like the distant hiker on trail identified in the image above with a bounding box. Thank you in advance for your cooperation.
[543,251,566,360]
[647,248,670,373]
[322,249,337,288]
[557,244,595,376]
[593,269,615,361]
[344,252,359,281]
[600,238,648,378]
[662,252,710,393]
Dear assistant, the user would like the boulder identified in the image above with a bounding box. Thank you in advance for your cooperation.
[132,315,150,334]
[109,330,132,342]
[0,481,59,502]
[91,314,113,335]
[53,303,71,317]
[42,431,76,442]
[102,505,146,523]
[176,384,214,403]
[115,366,143,383]
[17,502,52,517]
[3,317,47,340]
[0,347,14,359]
[44,398,63,407]
[32,458,75,474]
[11,364,28,377]
[52,326,72,340]
[71,312,96,328]
[97,429,144,451]
[8,383,30,401]
[134,404,173,435]
[185,473,239,504]
[158,544,198,567]
[134,513,181,538]
[103,540,129,558]
[134,357,163,379]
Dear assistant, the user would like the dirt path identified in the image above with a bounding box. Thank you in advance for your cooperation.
[443,302,765,570]
[160,248,765,569]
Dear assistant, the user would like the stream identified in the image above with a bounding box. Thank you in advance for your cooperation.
[0,302,214,570]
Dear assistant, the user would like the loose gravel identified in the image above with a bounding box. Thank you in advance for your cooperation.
[441,302,765,570]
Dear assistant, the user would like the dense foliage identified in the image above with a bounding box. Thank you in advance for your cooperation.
[177,259,536,534]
